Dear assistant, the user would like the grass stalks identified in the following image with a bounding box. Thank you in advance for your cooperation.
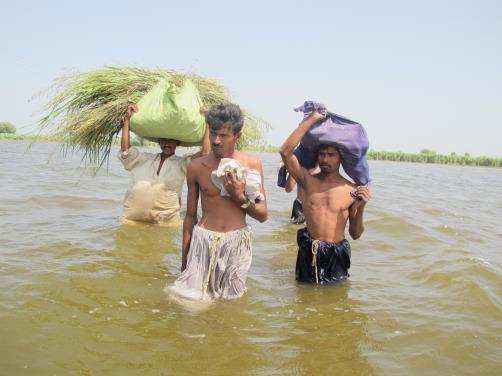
[37,67,269,167]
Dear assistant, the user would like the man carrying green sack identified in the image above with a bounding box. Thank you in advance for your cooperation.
[118,103,210,226]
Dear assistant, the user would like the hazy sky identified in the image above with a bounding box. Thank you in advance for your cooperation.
[1,0,501,156]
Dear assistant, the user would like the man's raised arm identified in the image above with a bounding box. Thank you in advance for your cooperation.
[189,107,211,159]
[121,104,138,152]
[279,111,326,185]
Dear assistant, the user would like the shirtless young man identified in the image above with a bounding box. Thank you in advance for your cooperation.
[170,102,268,300]
[280,111,371,284]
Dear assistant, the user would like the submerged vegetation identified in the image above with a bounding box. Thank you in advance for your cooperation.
[368,149,502,167]
[36,67,269,167]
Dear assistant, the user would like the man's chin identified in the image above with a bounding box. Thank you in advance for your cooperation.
[212,148,223,157]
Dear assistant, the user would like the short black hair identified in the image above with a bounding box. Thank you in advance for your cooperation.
[205,102,244,134]
[317,144,343,161]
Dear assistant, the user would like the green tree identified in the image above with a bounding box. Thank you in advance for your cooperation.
[0,122,16,134]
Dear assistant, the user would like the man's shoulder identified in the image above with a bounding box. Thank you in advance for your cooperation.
[235,151,262,169]
[340,176,356,189]
[123,146,158,161]
[136,147,159,158]
[169,153,188,161]
[188,154,212,170]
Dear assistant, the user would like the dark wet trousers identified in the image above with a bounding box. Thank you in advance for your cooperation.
[296,228,351,284]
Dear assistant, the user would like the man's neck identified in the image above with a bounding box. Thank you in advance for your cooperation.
[212,150,237,161]
[319,170,343,182]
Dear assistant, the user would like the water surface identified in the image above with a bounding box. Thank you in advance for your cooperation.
[1,141,501,375]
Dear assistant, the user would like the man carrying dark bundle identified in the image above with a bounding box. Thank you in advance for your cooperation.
[280,110,371,284]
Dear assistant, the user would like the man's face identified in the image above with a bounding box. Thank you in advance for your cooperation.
[317,146,341,173]
[158,138,177,157]
[209,123,240,158]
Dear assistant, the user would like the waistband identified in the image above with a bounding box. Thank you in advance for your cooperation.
[297,227,348,247]
[195,224,251,236]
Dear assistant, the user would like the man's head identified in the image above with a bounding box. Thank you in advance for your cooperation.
[158,138,179,158]
[205,103,244,158]
[317,144,342,174]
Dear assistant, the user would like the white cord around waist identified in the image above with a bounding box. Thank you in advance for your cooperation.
[311,240,320,284]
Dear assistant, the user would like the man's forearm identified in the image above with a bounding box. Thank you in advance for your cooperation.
[181,214,197,271]
[232,191,267,223]
[244,201,267,223]
[121,118,130,152]
[349,206,365,240]
[280,115,321,158]
[201,124,210,155]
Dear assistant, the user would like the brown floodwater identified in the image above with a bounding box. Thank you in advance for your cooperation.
[1,141,501,375]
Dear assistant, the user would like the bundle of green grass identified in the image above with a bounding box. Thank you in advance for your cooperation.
[38,67,269,166]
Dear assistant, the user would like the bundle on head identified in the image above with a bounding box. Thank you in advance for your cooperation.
[37,66,269,167]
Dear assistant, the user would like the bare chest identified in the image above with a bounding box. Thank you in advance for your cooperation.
[306,186,353,212]
[197,170,221,198]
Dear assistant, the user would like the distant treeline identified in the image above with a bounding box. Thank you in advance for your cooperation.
[0,133,165,145]
[0,133,34,140]
[2,134,500,168]
[368,150,502,167]
[245,147,502,167]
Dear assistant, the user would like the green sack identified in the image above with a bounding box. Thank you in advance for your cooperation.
[130,79,205,146]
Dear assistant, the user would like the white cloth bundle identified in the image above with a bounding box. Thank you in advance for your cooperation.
[210,158,264,202]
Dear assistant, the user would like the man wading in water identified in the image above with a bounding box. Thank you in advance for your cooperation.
[280,110,371,284]
[118,104,210,225]
[169,102,268,300]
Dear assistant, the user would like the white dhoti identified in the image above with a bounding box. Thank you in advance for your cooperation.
[168,225,252,301]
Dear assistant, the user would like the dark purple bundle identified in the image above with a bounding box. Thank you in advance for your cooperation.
[293,101,370,186]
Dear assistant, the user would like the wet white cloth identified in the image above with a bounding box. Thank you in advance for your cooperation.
[118,146,191,224]
[168,225,252,301]
[210,158,264,202]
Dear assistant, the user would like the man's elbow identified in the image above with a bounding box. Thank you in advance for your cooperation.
[349,228,364,240]
[256,212,268,223]
[279,145,293,160]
